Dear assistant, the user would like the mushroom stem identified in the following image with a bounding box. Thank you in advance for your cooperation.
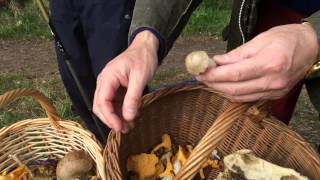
[185,51,216,75]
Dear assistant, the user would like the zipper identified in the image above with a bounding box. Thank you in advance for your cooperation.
[238,0,246,44]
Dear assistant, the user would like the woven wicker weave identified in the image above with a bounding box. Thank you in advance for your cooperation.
[105,83,320,180]
[0,88,106,180]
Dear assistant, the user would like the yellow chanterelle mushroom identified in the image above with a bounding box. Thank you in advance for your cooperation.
[0,167,28,180]
[152,134,172,153]
[127,153,159,180]
[159,155,174,178]
[175,145,187,166]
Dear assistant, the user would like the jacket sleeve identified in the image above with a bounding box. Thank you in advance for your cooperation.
[304,11,320,41]
[129,0,202,61]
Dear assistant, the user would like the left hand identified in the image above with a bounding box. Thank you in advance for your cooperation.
[197,23,319,102]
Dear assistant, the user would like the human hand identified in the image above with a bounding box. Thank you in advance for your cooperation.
[93,30,159,133]
[197,23,319,102]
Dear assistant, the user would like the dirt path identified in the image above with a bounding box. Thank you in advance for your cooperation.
[0,39,58,76]
[0,35,319,149]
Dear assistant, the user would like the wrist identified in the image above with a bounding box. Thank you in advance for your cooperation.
[131,30,159,52]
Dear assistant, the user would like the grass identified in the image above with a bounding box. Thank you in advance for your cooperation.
[184,0,232,34]
[0,0,50,39]
[0,0,232,39]
[0,0,232,125]
[0,74,80,128]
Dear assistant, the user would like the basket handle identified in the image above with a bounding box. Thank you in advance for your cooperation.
[176,102,257,179]
[0,88,62,129]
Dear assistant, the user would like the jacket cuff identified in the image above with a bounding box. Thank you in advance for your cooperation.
[303,11,320,41]
[129,27,166,65]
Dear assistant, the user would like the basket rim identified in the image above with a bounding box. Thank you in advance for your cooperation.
[0,117,107,180]
[104,83,320,180]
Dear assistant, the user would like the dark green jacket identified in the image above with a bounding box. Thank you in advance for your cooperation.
[129,0,320,113]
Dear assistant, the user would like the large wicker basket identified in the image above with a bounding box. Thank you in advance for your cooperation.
[0,88,106,180]
[105,83,320,179]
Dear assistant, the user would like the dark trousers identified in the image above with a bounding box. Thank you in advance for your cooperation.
[50,0,135,141]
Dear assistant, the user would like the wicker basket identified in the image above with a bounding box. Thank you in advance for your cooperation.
[0,88,106,180]
[105,83,320,179]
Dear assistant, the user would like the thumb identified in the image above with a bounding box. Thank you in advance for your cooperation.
[122,74,144,121]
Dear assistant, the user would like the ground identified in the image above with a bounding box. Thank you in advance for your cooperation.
[0,35,319,149]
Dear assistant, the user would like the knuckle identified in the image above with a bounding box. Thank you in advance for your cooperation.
[267,55,288,73]
[271,78,289,90]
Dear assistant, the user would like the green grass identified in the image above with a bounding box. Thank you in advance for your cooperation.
[0,0,232,39]
[0,0,50,39]
[0,74,80,128]
[184,0,232,34]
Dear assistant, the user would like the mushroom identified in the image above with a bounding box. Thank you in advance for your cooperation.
[171,145,188,176]
[219,149,309,180]
[175,146,187,166]
[152,134,172,154]
[56,150,94,180]
[185,51,216,75]
[172,159,181,176]
[159,155,174,179]
[127,153,159,180]
[161,175,173,180]
[0,167,28,180]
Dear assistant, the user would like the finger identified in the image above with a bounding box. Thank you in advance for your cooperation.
[93,105,113,129]
[127,121,135,129]
[93,79,113,128]
[122,73,144,121]
[95,75,123,131]
[230,92,269,102]
[231,90,287,102]
[121,121,130,134]
[204,75,285,96]
[196,57,267,82]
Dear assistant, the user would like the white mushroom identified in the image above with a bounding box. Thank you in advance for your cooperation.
[173,159,181,175]
[185,51,216,75]
[220,149,309,180]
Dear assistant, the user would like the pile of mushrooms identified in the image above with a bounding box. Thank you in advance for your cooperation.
[0,150,97,180]
[126,134,221,180]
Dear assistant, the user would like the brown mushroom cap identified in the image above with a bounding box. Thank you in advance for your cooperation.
[56,150,94,180]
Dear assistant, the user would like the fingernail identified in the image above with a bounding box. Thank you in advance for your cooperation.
[121,124,129,134]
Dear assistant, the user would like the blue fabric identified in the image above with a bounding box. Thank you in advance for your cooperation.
[50,0,155,141]
[281,0,320,16]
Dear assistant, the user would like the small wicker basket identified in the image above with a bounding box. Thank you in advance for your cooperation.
[105,83,320,179]
[0,88,106,180]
